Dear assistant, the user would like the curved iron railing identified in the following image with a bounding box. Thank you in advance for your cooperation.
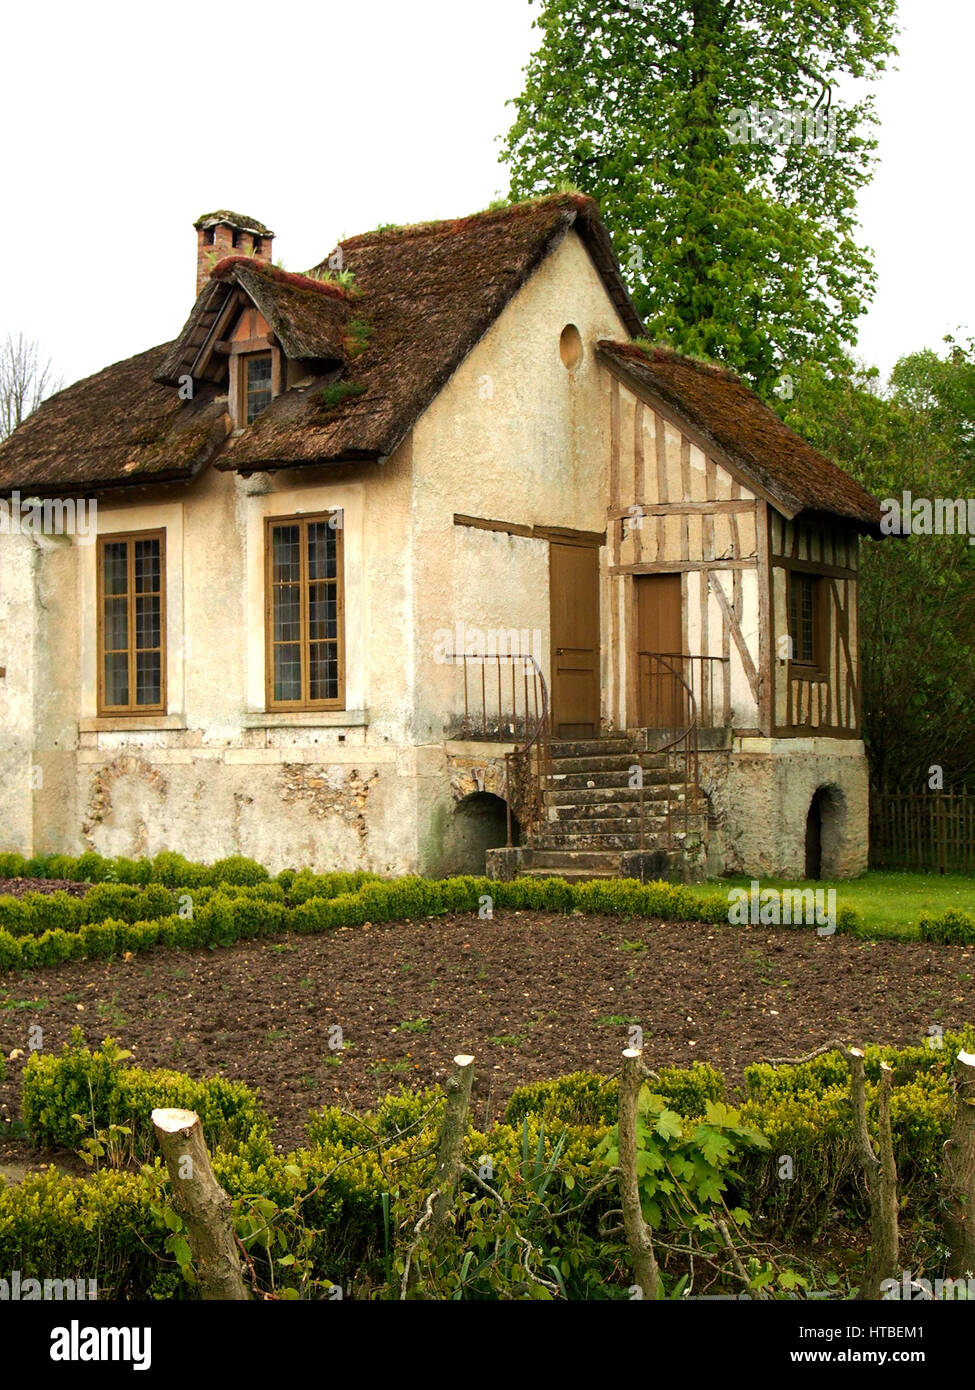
[502,655,550,848]
[454,652,551,847]
[636,653,702,849]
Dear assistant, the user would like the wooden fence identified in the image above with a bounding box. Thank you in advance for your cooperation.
[870,791,975,874]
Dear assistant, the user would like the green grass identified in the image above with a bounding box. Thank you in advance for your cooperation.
[694,871,975,939]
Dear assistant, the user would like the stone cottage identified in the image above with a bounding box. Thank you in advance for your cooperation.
[0,194,884,878]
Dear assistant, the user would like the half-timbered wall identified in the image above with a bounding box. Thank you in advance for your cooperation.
[769,513,860,737]
[605,372,764,732]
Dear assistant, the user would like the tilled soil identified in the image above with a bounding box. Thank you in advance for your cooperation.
[1,911,972,1160]
[0,877,92,899]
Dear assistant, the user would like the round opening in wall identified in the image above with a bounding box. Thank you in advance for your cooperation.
[559,323,583,369]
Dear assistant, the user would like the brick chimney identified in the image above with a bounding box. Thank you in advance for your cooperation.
[193,211,275,296]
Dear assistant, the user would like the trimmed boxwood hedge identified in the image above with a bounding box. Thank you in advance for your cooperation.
[0,850,970,973]
[21,1031,271,1161]
[2,1039,968,1298]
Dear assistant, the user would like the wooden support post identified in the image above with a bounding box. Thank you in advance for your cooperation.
[151,1107,250,1301]
[619,1048,660,1300]
[873,1062,900,1292]
[843,1048,899,1299]
[401,1054,475,1298]
[429,1054,475,1244]
[944,1050,975,1277]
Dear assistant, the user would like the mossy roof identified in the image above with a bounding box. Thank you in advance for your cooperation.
[0,194,882,530]
[597,341,883,534]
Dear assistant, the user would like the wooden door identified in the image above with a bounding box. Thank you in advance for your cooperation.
[636,573,686,726]
[549,541,600,739]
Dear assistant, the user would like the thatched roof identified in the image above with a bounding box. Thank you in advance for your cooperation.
[215,192,642,472]
[0,345,228,495]
[155,258,353,386]
[0,193,882,533]
[597,341,884,535]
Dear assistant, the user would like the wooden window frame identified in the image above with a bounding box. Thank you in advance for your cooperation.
[96,529,167,716]
[230,346,281,429]
[786,568,828,680]
[264,511,345,712]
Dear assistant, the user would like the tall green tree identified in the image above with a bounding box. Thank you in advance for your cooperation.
[502,0,897,395]
[784,342,975,792]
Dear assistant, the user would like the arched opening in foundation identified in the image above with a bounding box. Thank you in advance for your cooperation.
[451,791,520,873]
[805,783,847,879]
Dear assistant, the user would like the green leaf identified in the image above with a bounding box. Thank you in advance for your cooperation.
[654,1109,683,1141]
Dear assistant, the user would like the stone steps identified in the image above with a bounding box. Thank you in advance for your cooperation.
[491,734,711,882]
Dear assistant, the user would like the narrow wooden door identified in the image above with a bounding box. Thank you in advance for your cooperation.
[636,573,685,726]
[549,541,600,739]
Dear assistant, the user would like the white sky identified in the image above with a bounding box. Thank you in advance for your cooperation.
[1,0,971,391]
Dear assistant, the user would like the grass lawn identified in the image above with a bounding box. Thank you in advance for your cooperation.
[692,870,975,938]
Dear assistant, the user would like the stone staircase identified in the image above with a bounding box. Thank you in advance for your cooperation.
[506,734,711,881]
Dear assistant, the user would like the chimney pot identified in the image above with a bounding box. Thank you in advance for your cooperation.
[193,211,274,297]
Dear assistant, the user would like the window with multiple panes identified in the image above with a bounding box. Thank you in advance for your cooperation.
[245,353,273,424]
[787,572,822,668]
[266,513,344,708]
[97,531,166,714]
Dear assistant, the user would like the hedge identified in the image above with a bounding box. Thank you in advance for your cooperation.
[0,850,970,973]
[736,1035,975,1235]
[21,1031,271,1161]
[4,1037,969,1297]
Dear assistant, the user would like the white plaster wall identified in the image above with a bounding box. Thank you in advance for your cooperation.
[410,228,628,743]
[0,531,37,850]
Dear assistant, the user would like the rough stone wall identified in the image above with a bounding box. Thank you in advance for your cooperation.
[701,737,869,878]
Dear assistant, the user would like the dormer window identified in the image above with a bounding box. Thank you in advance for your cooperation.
[245,353,273,424]
[232,228,242,249]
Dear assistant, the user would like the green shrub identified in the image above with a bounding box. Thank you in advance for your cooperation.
[739,1037,970,1234]
[0,1167,176,1299]
[21,1032,270,1161]
[504,1062,724,1129]
[0,930,23,969]
[919,908,975,944]
[287,868,382,905]
[0,851,28,878]
[150,851,210,889]
[74,851,112,883]
[0,895,32,933]
[208,856,268,887]
[505,1072,619,1127]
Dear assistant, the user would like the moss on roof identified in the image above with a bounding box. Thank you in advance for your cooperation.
[2,191,876,524]
[193,211,274,236]
[0,346,229,494]
[598,340,883,534]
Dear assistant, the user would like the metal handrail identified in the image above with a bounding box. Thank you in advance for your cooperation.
[452,652,550,848]
[502,654,551,848]
[636,650,729,731]
[635,653,702,850]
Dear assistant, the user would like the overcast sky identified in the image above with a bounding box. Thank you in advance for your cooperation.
[2,0,971,391]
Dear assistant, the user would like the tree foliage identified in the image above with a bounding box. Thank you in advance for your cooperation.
[783,340,975,792]
[502,0,897,395]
